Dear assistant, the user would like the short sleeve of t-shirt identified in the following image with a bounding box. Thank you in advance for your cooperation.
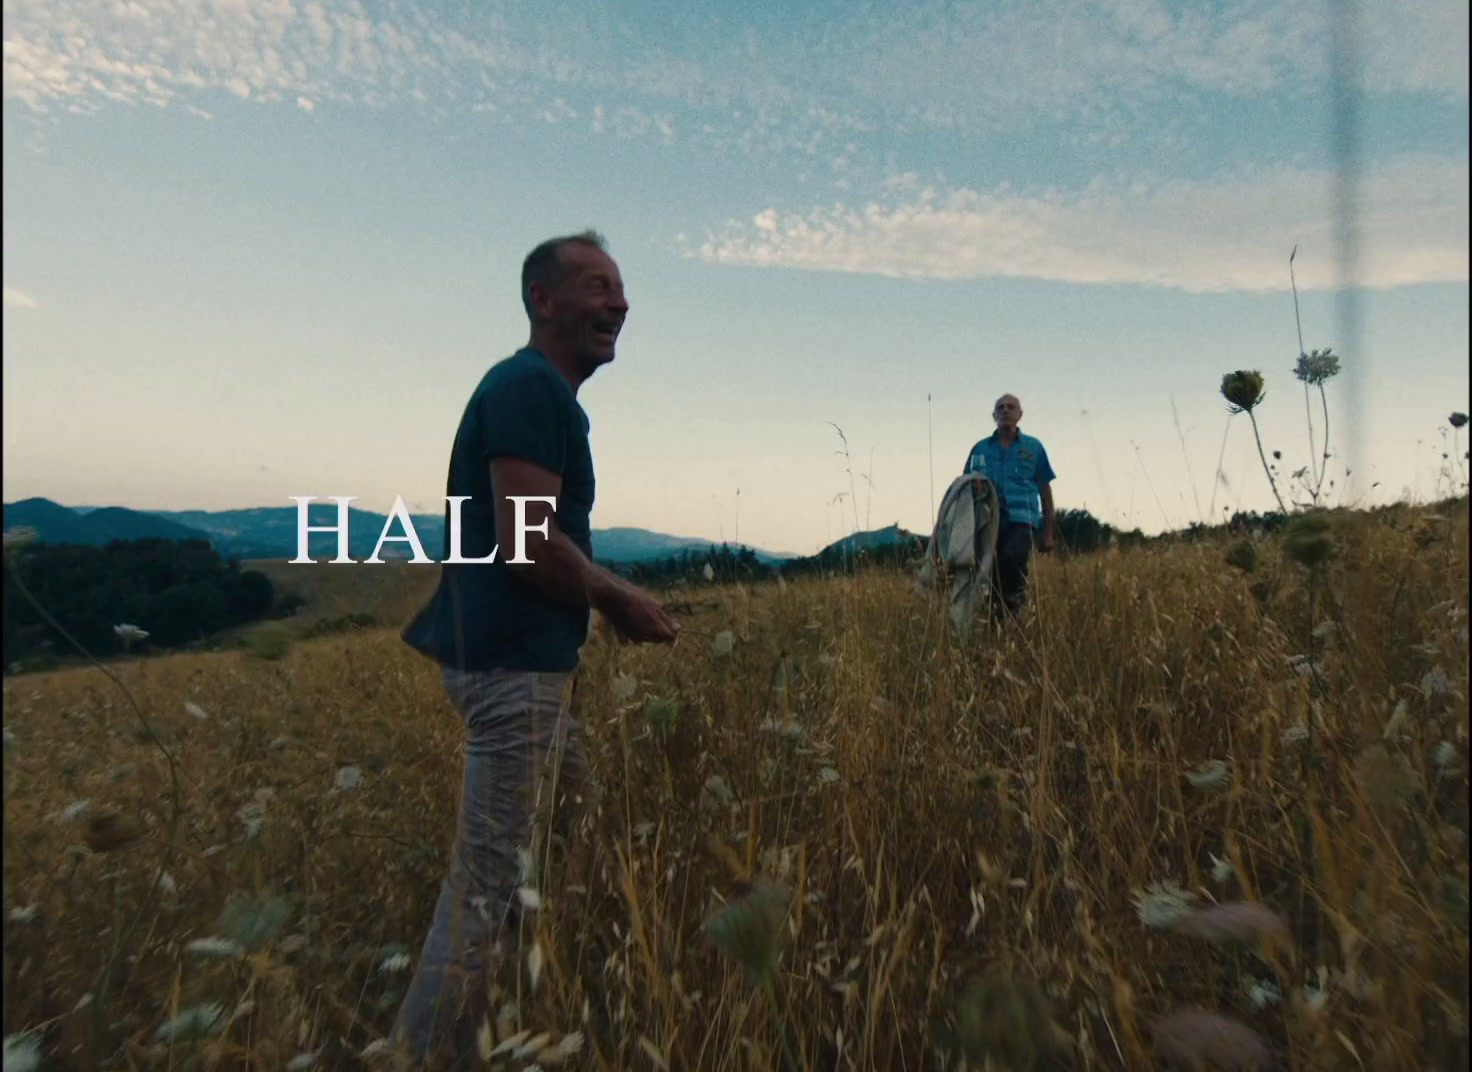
[477,361,570,475]
[1036,443,1057,484]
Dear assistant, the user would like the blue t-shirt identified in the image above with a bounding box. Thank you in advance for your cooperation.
[402,349,595,672]
[962,432,1056,527]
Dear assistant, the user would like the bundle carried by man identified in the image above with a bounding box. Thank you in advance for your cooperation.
[917,472,1003,636]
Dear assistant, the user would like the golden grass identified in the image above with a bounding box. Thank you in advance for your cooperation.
[4,502,1468,1070]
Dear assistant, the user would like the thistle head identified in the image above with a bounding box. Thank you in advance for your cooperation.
[1282,512,1336,570]
[1293,348,1341,386]
[1450,412,1469,430]
[1224,539,1257,573]
[1220,370,1265,414]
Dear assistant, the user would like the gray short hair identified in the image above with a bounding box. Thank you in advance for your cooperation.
[521,230,608,320]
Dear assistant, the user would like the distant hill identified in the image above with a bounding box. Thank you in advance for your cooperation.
[4,498,214,546]
[814,522,924,558]
[591,527,793,564]
[3,500,795,565]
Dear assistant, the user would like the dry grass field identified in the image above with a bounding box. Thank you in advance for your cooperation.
[3,502,1468,1071]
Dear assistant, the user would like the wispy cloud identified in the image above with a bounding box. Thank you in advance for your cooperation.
[3,286,40,310]
[694,155,1469,292]
[2,0,1464,144]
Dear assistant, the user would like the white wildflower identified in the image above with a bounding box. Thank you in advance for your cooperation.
[702,563,715,582]
[2,1033,42,1072]
[1185,760,1231,790]
[1281,724,1311,748]
[378,952,411,974]
[1433,740,1458,771]
[185,937,244,958]
[1312,620,1339,641]
[155,1002,228,1043]
[113,623,149,643]
[334,765,363,791]
[1302,967,1330,1013]
[1209,854,1235,883]
[1244,976,1281,1008]
[817,766,840,786]
[286,1052,320,1070]
[155,871,178,895]
[711,630,734,658]
[184,702,209,721]
[1421,668,1452,697]
[8,905,38,924]
[1132,881,1198,929]
[55,798,92,823]
[236,801,267,841]
[516,887,542,911]
[74,993,93,1012]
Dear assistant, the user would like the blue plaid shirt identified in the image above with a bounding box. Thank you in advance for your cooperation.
[962,432,1056,527]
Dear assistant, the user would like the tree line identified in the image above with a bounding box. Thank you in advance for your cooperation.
[4,538,279,670]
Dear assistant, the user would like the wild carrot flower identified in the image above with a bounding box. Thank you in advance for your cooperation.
[705,879,792,983]
[155,1002,228,1043]
[1133,881,1198,928]
[2,1033,42,1072]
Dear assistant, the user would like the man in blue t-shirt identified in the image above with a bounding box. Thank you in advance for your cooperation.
[395,231,679,1066]
[962,393,1057,617]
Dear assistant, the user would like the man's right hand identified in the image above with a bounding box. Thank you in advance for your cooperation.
[596,579,681,644]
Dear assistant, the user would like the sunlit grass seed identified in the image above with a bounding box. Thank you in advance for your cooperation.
[185,936,245,958]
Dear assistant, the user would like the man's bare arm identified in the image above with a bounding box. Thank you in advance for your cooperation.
[492,457,679,642]
[1039,481,1057,548]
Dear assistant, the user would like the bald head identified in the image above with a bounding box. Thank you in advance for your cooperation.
[994,394,1022,433]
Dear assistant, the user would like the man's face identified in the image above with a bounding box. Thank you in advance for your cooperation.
[540,243,628,368]
[994,395,1022,430]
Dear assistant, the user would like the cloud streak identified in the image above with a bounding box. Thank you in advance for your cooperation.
[3,286,40,309]
[2,0,1464,145]
[695,155,1469,292]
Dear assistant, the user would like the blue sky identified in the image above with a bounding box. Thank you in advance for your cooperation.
[3,0,1468,556]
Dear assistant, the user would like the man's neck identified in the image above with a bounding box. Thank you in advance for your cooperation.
[995,427,1020,446]
[526,332,588,394]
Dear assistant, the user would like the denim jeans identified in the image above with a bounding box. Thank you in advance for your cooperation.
[992,522,1037,616]
[392,667,588,1068]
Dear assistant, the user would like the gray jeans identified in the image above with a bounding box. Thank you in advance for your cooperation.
[392,666,589,1068]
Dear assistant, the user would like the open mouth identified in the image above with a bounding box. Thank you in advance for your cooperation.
[592,322,622,345]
